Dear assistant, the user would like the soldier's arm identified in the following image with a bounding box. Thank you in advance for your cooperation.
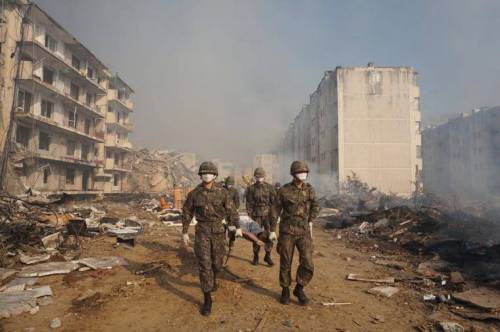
[181,191,195,234]
[225,191,240,228]
[271,189,283,232]
[245,187,254,217]
[269,185,278,232]
[308,187,320,223]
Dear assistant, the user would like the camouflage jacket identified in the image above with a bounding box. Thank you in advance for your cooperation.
[225,186,240,209]
[182,182,240,234]
[245,182,276,220]
[273,181,320,235]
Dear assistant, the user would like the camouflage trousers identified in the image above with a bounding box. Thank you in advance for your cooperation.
[277,232,314,288]
[194,229,226,293]
[252,217,273,254]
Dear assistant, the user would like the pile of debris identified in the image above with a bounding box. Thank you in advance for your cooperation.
[124,149,198,193]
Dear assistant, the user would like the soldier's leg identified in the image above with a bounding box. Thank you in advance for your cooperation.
[194,231,214,293]
[278,233,295,304]
[251,217,262,265]
[295,234,314,286]
[211,232,226,278]
[278,233,295,288]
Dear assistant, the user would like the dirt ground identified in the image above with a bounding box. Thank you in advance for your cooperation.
[1,203,497,331]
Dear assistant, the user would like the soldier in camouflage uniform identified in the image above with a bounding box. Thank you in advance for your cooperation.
[224,176,240,210]
[182,161,242,316]
[245,167,277,266]
[273,161,320,305]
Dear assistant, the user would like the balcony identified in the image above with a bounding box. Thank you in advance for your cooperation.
[104,135,133,151]
[21,150,97,168]
[108,90,133,112]
[21,38,106,95]
[15,111,104,143]
[106,120,133,133]
[104,159,132,172]
[18,61,105,119]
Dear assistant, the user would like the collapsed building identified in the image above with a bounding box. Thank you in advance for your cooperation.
[0,2,135,194]
[279,63,422,196]
[423,106,500,201]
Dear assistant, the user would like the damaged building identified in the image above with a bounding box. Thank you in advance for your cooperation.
[423,106,500,201]
[0,2,135,194]
[280,64,422,196]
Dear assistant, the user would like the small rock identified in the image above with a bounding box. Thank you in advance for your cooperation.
[282,319,293,328]
[50,318,61,329]
[29,306,39,315]
[371,314,385,324]
[345,257,352,262]
[439,321,464,332]
[367,286,399,298]
[309,314,317,320]
[37,296,53,306]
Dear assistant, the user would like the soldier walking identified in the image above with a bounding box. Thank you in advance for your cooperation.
[224,176,240,210]
[182,162,242,316]
[245,167,277,266]
[273,161,320,305]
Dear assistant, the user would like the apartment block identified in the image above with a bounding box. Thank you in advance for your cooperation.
[0,3,135,194]
[279,64,422,196]
[423,107,500,200]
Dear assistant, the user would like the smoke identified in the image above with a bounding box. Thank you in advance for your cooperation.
[34,0,500,170]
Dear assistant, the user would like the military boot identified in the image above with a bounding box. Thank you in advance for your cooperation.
[293,283,309,305]
[252,253,259,265]
[280,287,290,304]
[200,292,212,316]
[264,252,274,266]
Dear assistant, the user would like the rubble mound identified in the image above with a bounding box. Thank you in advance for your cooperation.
[124,149,198,193]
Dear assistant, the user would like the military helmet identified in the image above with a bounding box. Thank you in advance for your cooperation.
[198,161,218,175]
[290,160,309,174]
[225,176,235,186]
[274,182,281,189]
[254,167,266,178]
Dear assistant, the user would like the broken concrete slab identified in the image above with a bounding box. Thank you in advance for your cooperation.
[438,321,464,332]
[0,287,51,318]
[0,290,37,318]
[19,261,80,277]
[78,256,128,270]
[367,286,399,298]
[453,287,500,312]
[4,277,38,289]
[41,232,62,250]
[0,268,18,282]
[346,273,395,284]
[18,252,51,265]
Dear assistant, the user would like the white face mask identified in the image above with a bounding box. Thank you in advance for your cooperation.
[256,177,264,183]
[295,173,308,181]
[201,174,216,183]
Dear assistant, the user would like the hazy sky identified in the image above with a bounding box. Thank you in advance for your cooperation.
[36,0,500,165]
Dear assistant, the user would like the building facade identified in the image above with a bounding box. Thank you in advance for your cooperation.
[0,2,134,194]
[423,107,500,200]
[279,64,422,196]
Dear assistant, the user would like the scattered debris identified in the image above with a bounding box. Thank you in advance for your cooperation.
[346,273,395,284]
[50,317,62,329]
[438,321,464,332]
[452,288,500,312]
[0,286,53,318]
[19,261,80,277]
[18,252,51,265]
[322,302,352,306]
[367,286,399,298]
[78,256,128,270]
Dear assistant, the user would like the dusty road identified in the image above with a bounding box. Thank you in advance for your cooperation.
[2,203,491,331]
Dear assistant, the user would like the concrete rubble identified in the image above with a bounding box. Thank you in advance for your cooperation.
[124,149,198,193]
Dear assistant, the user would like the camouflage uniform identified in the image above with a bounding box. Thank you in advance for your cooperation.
[274,181,320,288]
[182,182,239,292]
[245,181,277,255]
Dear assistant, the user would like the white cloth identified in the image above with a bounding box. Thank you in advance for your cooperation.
[238,215,264,235]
